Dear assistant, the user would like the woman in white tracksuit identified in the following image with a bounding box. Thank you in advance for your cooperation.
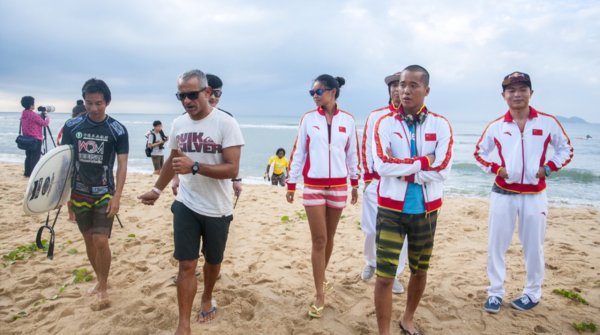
[475,72,573,313]
[286,74,360,319]
[360,85,408,293]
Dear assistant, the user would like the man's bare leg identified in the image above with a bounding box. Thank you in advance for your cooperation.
[175,259,198,335]
[400,271,427,334]
[91,233,111,307]
[83,233,99,295]
[374,276,394,335]
[199,262,221,322]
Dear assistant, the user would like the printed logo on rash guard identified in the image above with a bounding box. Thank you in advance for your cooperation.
[176,132,222,153]
[393,132,403,139]
[339,126,346,133]
[532,129,543,136]
[503,131,512,136]
[425,133,436,141]
[77,133,108,164]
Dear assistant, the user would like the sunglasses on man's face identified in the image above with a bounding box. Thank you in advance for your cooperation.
[175,87,207,101]
[211,89,223,98]
[309,88,331,97]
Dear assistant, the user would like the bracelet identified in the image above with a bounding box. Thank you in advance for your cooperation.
[232,178,242,182]
[151,187,162,195]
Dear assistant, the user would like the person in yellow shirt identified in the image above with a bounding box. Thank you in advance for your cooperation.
[264,148,289,186]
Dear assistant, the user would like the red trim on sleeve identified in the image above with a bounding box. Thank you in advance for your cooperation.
[404,174,415,183]
[287,183,296,191]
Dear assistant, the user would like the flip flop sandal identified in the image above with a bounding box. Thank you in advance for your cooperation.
[198,299,218,323]
[308,304,324,319]
[399,321,421,335]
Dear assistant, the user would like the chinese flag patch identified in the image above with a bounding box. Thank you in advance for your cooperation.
[425,133,436,141]
[339,126,346,133]
[532,129,543,136]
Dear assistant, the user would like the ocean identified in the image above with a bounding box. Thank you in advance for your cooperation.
[1,112,599,208]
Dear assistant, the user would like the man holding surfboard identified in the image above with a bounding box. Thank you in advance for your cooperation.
[60,78,129,309]
[138,69,244,334]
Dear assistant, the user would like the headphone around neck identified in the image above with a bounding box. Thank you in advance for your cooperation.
[401,110,427,126]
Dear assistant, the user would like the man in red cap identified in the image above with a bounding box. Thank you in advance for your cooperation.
[475,71,573,313]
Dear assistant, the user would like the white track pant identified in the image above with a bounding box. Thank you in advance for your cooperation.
[361,179,407,275]
[487,191,548,302]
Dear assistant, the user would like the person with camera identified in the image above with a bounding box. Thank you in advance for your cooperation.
[19,96,49,177]
[147,120,168,175]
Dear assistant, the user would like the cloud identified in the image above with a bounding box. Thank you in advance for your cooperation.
[0,0,598,122]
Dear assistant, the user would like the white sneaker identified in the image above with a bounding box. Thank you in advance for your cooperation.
[360,265,376,281]
[392,278,404,294]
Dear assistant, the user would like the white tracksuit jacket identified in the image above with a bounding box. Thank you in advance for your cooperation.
[373,106,453,213]
[474,107,573,193]
[287,107,360,191]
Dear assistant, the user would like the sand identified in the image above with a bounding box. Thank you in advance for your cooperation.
[0,163,598,335]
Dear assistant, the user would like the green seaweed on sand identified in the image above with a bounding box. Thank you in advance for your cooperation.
[552,288,589,305]
[572,322,597,333]
[2,240,48,265]
[72,268,94,284]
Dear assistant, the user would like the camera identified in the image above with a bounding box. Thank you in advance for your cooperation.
[37,105,56,113]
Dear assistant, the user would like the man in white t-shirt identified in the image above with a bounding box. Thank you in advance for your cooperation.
[138,69,244,333]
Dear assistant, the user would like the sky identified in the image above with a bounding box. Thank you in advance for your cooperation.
[0,0,599,123]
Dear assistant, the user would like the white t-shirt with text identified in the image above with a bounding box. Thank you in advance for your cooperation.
[169,109,245,217]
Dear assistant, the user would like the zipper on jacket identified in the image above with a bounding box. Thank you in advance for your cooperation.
[520,130,525,184]
[328,121,332,181]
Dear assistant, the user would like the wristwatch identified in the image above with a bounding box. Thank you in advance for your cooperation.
[191,162,200,175]
[544,165,551,177]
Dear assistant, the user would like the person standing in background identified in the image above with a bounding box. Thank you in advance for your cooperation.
[19,95,49,177]
[147,120,168,175]
[475,72,573,314]
[286,74,360,319]
[360,73,408,294]
[264,148,289,186]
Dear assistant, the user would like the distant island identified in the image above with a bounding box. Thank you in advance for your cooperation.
[556,115,589,124]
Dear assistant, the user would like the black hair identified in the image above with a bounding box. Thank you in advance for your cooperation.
[314,74,345,99]
[276,148,286,155]
[207,74,223,89]
[153,120,162,127]
[402,65,430,87]
[72,100,86,117]
[82,78,111,103]
[21,96,35,109]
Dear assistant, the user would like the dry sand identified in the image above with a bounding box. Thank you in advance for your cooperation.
[0,163,598,334]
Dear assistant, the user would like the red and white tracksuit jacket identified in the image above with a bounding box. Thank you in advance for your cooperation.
[373,106,453,213]
[287,106,360,191]
[362,104,396,183]
[474,107,573,193]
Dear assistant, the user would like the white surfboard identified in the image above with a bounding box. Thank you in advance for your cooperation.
[23,145,74,215]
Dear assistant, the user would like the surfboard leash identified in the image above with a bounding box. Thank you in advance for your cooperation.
[116,214,124,228]
[35,207,61,260]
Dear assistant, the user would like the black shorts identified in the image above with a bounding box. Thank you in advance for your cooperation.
[171,200,233,263]
[73,203,114,237]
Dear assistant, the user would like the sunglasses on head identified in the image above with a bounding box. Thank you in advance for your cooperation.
[212,89,222,98]
[309,88,332,97]
[175,87,207,101]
